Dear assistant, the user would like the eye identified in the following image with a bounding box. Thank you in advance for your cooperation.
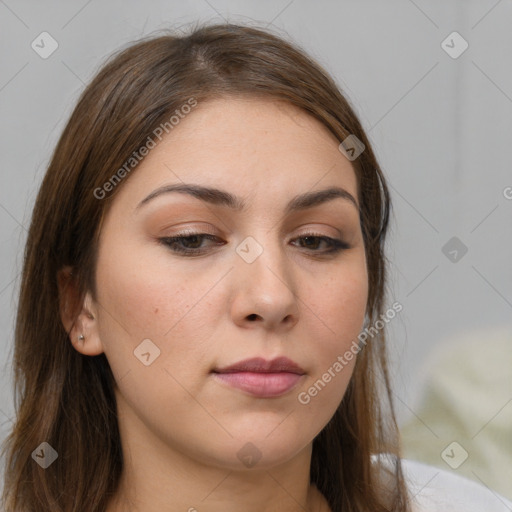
[159,232,350,257]
[291,234,350,254]
[159,233,224,255]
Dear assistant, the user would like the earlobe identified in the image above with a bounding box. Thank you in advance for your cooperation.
[71,330,104,356]
[57,266,104,356]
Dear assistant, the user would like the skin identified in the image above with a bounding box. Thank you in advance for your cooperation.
[59,96,368,512]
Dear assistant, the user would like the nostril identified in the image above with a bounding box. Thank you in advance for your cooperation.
[247,313,259,321]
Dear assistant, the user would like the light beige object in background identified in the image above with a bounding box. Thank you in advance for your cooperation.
[400,325,512,501]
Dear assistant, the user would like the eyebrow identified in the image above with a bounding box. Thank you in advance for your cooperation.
[136,183,359,214]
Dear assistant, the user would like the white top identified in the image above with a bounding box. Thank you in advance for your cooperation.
[401,458,512,512]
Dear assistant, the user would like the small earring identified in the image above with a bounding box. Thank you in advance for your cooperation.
[78,334,85,341]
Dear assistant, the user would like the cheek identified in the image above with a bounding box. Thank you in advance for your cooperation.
[309,260,368,343]
[294,262,368,413]
[97,231,199,328]
[327,269,368,372]
[94,241,230,388]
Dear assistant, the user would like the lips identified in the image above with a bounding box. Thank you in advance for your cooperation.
[214,356,305,375]
[211,357,306,398]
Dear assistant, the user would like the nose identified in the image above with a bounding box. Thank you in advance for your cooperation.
[230,235,300,331]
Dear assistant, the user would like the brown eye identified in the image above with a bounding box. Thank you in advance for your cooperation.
[160,233,224,255]
[291,234,349,254]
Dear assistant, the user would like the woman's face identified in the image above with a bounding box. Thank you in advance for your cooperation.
[84,97,368,470]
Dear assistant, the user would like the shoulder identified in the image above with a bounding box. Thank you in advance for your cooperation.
[399,458,512,512]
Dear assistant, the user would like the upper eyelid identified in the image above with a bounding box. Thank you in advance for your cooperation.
[162,221,346,237]
[166,230,344,240]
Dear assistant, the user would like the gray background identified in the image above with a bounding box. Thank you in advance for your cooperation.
[1,0,511,479]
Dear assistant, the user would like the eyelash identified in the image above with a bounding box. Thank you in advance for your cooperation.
[159,232,350,256]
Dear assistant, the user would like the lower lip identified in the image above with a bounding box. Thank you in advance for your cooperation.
[212,371,304,398]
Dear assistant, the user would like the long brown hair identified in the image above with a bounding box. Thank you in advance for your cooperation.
[1,22,410,511]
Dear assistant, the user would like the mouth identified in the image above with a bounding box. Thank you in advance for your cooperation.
[211,357,306,398]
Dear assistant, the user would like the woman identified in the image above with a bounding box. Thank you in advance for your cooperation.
[1,22,510,512]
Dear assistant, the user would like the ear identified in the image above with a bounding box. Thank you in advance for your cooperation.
[57,266,104,356]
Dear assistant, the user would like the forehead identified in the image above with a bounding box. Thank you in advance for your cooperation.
[107,96,359,213]
[164,96,346,158]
